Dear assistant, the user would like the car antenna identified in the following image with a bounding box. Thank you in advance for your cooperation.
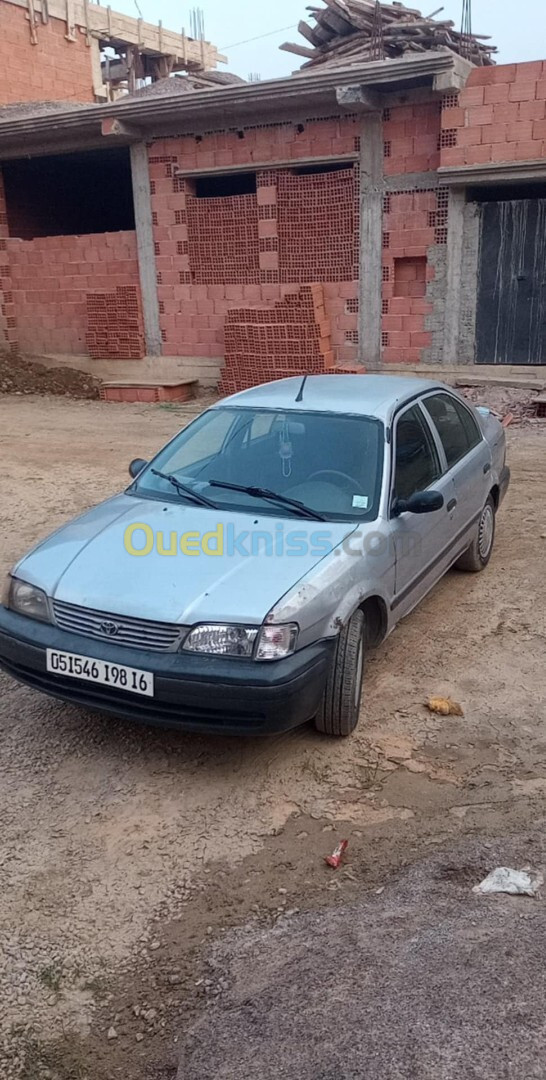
[295,374,308,402]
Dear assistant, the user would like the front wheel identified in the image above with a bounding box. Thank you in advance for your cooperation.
[455,494,496,573]
[315,609,365,737]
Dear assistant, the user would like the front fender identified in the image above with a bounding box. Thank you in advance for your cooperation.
[266,533,395,649]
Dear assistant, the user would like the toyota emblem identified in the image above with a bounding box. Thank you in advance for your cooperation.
[100,620,120,637]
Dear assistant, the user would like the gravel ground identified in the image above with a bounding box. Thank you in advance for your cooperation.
[180,833,546,1080]
[0,393,545,1079]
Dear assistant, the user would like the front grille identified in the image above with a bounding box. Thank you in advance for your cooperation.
[52,600,184,652]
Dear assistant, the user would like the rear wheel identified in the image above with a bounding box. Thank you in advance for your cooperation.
[315,609,365,737]
[455,494,496,573]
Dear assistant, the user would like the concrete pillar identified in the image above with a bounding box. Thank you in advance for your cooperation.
[443,187,466,366]
[130,142,162,357]
[358,111,383,370]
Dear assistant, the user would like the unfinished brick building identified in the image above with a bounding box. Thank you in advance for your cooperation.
[0,1,545,394]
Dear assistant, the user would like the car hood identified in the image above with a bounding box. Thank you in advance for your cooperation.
[15,494,356,625]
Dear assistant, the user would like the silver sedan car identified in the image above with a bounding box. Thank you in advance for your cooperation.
[0,375,509,737]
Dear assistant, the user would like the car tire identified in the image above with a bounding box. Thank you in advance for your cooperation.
[315,609,365,737]
[455,494,496,573]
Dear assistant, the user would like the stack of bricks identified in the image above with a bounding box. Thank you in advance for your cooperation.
[86,286,145,360]
[6,231,140,355]
[0,0,95,105]
[220,284,334,395]
[0,173,17,354]
[186,190,260,284]
[275,166,358,283]
[441,61,546,168]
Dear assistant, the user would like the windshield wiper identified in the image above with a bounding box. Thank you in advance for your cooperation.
[151,469,218,508]
[208,480,326,521]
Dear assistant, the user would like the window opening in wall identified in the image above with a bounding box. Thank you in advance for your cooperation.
[291,162,354,177]
[192,172,257,198]
[2,148,135,239]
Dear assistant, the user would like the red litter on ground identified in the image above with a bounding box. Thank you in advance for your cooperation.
[325,839,349,869]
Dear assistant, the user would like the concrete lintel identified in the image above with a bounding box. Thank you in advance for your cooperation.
[174,153,359,179]
[130,143,162,358]
[336,85,383,112]
[439,159,546,186]
[384,171,440,192]
[359,111,383,371]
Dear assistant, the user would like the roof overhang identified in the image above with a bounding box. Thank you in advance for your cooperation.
[0,52,470,161]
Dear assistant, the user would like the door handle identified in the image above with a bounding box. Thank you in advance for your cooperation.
[447,498,457,512]
[483,462,491,474]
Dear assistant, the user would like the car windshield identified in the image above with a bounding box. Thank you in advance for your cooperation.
[130,407,384,521]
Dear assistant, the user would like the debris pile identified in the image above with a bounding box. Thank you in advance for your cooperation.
[127,70,246,98]
[458,385,544,426]
[281,0,496,70]
[0,352,100,399]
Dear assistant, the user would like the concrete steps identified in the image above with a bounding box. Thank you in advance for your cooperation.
[28,353,224,389]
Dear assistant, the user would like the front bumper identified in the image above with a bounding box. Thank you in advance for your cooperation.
[0,606,335,735]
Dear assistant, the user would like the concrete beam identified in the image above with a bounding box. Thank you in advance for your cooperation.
[102,117,142,138]
[130,143,162,358]
[174,153,359,179]
[438,160,546,186]
[433,54,473,94]
[443,188,466,366]
[358,111,383,371]
[384,171,440,192]
[336,85,383,111]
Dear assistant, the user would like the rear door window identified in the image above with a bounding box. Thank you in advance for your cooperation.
[422,393,482,469]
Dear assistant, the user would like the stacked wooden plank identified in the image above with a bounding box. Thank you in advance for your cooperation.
[281,0,496,69]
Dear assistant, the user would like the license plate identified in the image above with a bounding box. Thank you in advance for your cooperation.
[46,649,154,697]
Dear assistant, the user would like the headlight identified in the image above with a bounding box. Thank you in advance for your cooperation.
[5,577,51,623]
[255,623,298,661]
[183,624,258,657]
[182,622,298,660]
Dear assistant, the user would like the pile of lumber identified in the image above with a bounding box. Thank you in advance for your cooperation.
[281,0,496,69]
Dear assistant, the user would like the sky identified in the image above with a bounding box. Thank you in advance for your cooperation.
[112,0,546,80]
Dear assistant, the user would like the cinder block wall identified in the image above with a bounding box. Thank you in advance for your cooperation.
[0,0,96,105]
[7,231,140,354]
[148,117,360,371]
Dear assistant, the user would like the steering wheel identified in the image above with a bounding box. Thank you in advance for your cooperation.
[307,469,365,495]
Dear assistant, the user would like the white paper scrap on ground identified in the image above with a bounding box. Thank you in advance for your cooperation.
[473,867,544,897]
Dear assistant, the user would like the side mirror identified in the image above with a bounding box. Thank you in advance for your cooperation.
[393,490,444,516]
[128,458,148,479]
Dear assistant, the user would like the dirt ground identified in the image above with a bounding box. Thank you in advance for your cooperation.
[0,394,545,1080]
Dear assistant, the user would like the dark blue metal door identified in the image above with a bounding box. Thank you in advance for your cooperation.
[476,199,546,365]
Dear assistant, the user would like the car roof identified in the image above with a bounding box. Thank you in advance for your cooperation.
[216,374,447,424]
